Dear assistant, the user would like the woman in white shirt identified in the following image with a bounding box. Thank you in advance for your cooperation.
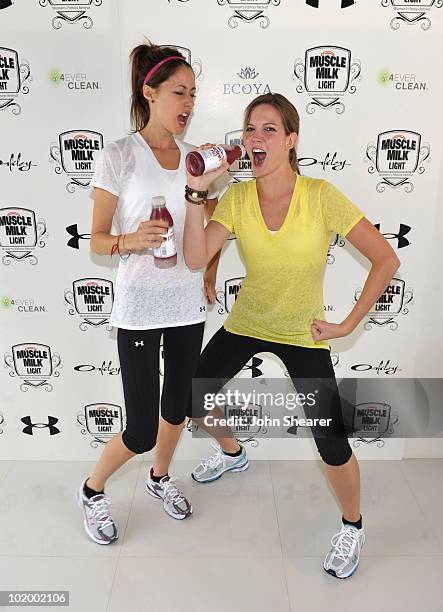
[76,42,224,544]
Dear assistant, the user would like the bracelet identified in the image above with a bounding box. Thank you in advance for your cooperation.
[110,234,131,260]
[185,185,209,200]
[185,193,207,206]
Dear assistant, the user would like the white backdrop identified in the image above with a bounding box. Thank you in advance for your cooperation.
[1,0,442,461]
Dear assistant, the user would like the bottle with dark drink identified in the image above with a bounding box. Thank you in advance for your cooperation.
[150,196,177,269]
[186,144,246,176]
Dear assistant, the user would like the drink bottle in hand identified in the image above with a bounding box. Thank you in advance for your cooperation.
[186,144,246,176]
[150,196,177,269]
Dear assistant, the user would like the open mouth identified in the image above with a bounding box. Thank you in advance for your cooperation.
[252,148,267,166]
[177,113,189,127]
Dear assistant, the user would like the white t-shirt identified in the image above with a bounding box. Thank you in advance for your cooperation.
[91,132,214,330]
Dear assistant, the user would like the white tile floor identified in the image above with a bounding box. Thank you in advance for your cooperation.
[0,458,442,612]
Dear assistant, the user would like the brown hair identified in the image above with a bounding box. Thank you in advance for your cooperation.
[130,41,192,132]
[243,93,300,174]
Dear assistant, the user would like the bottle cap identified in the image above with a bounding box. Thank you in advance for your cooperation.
[151,196,166,207]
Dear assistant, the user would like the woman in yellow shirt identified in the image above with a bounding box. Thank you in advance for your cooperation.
[183,93,400,579]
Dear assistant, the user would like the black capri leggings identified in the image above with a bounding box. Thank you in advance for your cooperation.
[117,322,205,454]
[187,326,353,467]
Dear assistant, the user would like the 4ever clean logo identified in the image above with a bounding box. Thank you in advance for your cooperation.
[50,130,103,193]
[381,0,442,31]
[218,0,281,29]
[39,0,103,30]
[294,45,361,113]
[0,47,32,115]
[0,207,47,265]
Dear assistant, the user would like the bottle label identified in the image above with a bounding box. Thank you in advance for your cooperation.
[199,146,227,173]
[153,227,176,259]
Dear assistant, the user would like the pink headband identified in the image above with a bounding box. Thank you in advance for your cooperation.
[143,56,184,86]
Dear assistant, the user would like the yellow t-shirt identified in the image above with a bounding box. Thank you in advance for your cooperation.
[211,174,365,350]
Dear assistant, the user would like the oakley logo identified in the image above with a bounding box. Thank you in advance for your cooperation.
[21,416,60,436]
[374,223,411,249]
[66,224,91,249]
[135,341,144,347]
[307,0,355,7]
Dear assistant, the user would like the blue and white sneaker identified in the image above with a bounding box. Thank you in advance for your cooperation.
[323,523,365,579]
[191,443,249,483]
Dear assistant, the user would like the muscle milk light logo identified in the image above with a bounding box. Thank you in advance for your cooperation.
[160,45,202,81]
[39,0,103,30]
[354,277,413,330]
[216,277,245,315]
[0,207,47,266]
[307,0,355,6]
[293,46,361,113]
[225,130,253,182]
[50,130,103,192]
[64,278,114,330]
[4,343,62,392]
[351,402,399,447]
[218,0,281,29]
[77,403,125,448]
[365,130,430,192]
[381,0,442,31]
[0,47,32,115]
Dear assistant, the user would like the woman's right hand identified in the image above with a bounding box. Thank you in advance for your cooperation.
[124,220,169,252]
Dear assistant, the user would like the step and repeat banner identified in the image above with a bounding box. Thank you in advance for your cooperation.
[1,0,442,461]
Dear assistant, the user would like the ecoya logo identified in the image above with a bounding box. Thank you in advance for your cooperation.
[327,234,345,265]
[64,278,114,330]
[354,277,413,330]
[374,223,411,249]
[160,45,202,81]
[39,0,103,30]
[381,0,442,31]
[0,207,47,266]
[365,130,430,192]
[225,130,252,181]
[299,151,351,173]
[49,68,101,91]
[66,223,91,249]
[1,294,47,313]
[0,47,32,115]
[223,66,271,96]
[306,0,355,6]
[293,46,361,114]
[216,276,244,314]
[0,153,37,173]
[378,69,427,92]
[351,402,399,447]
[4,343,62,392]
[218,0,281,29]
[77,403,125,448]
[50,130,104,193]
[21,415,60,436]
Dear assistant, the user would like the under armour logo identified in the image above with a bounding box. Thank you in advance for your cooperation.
[21,416,60,436]
[242,356,264,378]
[66,224,91,250]
[374,223,411,249]
[307,0,355,7]
[135,341,144,347]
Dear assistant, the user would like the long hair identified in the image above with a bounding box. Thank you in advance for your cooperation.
[130,41,191,132]
[243,93,301,174]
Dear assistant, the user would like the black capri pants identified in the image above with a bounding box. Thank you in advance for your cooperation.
[188,326,353,467]
[117,322,205,454]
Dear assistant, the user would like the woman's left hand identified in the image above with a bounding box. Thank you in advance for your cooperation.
[204,272,217,304]
[310,319,351,342]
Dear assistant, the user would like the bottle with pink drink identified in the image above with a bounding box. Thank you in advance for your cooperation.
[186,144,246,176]
[149,196,177,269]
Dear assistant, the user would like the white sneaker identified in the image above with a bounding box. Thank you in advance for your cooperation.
[146,467,192,520]
[76,479,118,545]
[323,523,365,578]
[191,443,249,483]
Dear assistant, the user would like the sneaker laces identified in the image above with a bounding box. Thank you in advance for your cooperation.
[330,525,360,562]
[162,478,187,505]
[199,443,224,470]
[89,495,113,531]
